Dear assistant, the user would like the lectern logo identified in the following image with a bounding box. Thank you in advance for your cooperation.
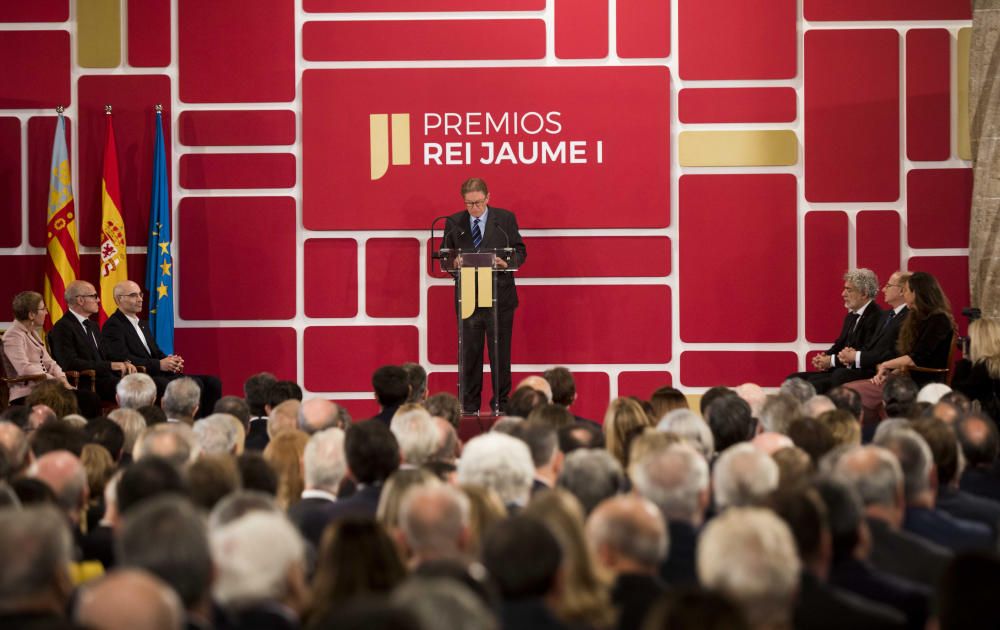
[370,113,411,180]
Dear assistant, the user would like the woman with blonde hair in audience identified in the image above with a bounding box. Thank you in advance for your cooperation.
[263,429,309,510]
[524,488,616,630]
[80,443,115,532]
[953,316,1000,419]
[604,397,654,467]
[459,484,507,556]
[306,518,407,626]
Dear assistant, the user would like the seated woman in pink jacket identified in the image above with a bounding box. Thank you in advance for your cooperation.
[2,290,72,405]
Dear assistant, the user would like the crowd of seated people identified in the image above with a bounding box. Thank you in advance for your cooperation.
[2,270,1000,630]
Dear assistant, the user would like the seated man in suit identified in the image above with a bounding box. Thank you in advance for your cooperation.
[100,280,221,418]
[789,268,883,394]
[48,280,137,403]
[831,272,912,388]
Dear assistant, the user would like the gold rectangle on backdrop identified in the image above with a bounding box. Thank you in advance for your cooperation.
[78,0,121,68]
[477,267,492,308]
[679,130,798,166]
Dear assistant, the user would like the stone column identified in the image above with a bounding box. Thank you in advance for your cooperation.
[969,0,1000,316]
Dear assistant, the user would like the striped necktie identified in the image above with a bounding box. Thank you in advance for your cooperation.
[472,218,482,248]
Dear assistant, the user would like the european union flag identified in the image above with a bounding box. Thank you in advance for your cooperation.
[145,107,174,354]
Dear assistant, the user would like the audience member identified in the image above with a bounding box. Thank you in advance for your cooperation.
[507,386,548,419]
[604,397,653,467]
[772,446,814,491]
[268,399,301,440]
[458,432,534,509]
[525,489,615,629]
[133,423,196,467]
[956,412,1000,501]
[236,451,278,496]
[631,442,708,586]
[401,362,428,403]
[371,366,410,425]
[289,428,347,547]
[391,404,438,466]
[751,431,794,455]
[804,395,837,419]
[757,393,802,435]
[586,495,668,630]
[936,552,1000,630]
[699,386,736,415]
[649,385,689,421]
[557,448,624,515]
[399,483,471,566]
[875,428,992,551]
[115,496,215,629]
[116,372,158,409]
[818,409,862,447]
[214,395,251,430]
[704,396,755,454]
[186,454,240,511]
[655,409,714,460]
[376,468,439,535]
[244,372,278,451]
[264,429,309,511]
[117,456,187,517]
[425,392,461,428]
[712,443,779,511]
[697,507,800,630]
[75,568,184,630]
[0,506,77,628]
[509,420,562,493]
[788,416,837,465]
[30,420,86,457]
[781,376,818,404]
[161,377,201,425]
[192,413,241,455]
[31,450,88,530]
[210,511,309,629]
[307,519,407,625]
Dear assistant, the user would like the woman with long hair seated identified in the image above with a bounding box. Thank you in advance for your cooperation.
[952,316,1000,419]
[844,271,957,421]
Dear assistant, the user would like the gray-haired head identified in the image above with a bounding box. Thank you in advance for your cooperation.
[457,432,534,507]
[208,490,280,531]
[303,428,346,493]
[556,449,625,515]
[162,377,201,423]
[393,577,497,630]
[874,428,934,504]
[586,494,669,570]
[844,268,879,299]
[117,373,158,409]
[0,505,73,608]
[134,423,197,467]
[391,406,439,466]
[115,495,212,610]
[758,393,802,435]
[656,409,714,459]
[843,458,888,513]
[712,443,779,511]
[780,378,817,405]
[108,408,147,456]
[209,512,306,609]
[632,442,709,525]
[193,414,241,455]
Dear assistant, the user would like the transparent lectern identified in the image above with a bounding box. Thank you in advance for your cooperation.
[437,247,520,415]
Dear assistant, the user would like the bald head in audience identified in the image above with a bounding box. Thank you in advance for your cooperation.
[298,398,350,434]
[515,375,553,403]
[31,450,87,525]
[75,569,184,630]
[587,494,668,576]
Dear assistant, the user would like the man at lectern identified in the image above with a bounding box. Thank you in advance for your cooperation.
[441,177,527,415]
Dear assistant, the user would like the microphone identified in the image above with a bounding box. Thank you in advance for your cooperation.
[493,222,514,269]
[431,215,459,259]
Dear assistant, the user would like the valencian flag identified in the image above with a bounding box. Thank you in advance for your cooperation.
[99,107,128,324]
[145,107,174,354]
[43,112,81,328]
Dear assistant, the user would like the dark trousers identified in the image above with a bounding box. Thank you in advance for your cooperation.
[461,307,514,413]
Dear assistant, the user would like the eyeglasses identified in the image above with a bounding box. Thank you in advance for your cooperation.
[884,283,901,289]
[464,198,488,209]
[119,292,144,299]
[78,293,99,300]
[34,305,48,313]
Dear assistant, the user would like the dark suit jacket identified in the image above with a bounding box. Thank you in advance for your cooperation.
[659,520,698,587]
[612,573,667,630]
[442,207,527,310]
[288,495,337,549]
[244,417,270,451]
[858,306,909,370]
[794,571,906,630]
[952,359,1000,419]
[307,483,383,545]
[499,599,570,630]
[829,558,930,630]
[49,313,115,375]
[99,309,166,374]
[936,486,1000,539]
[903,505,993,552]
[960,467,1000,503]
[866,517,951,590]
[827,301,884,362]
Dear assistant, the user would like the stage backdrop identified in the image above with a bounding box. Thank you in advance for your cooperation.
[0,0,973,420]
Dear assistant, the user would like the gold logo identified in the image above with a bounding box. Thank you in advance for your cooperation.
[370,113,411,180]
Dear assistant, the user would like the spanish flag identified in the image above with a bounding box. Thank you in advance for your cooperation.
[99,109,128,323]
[43,113,80,328]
